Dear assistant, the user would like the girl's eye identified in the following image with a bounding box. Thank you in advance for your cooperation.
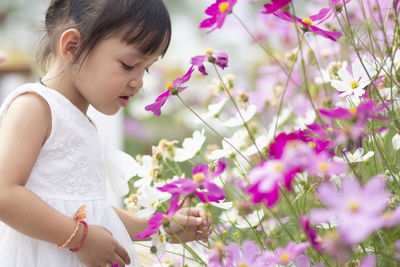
[121,62,134,71]
[144,67,150,74]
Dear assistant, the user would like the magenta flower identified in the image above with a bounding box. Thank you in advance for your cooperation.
[273,242,309,265]
[299,216,323,252]
[191,50,229,75]
[145,66,195,116]
[157,159,226,203]
[309,176,390,244]
[262,0,291,14]
[199,0,237,33]
[274,10,342,41]
[133,194,182,239]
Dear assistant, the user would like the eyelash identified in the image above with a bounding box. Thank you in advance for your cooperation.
[121,63,150,73]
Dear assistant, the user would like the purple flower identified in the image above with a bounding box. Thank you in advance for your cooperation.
[145,66,195,116]
[360,254,376,267]
[262,0,291,14]
[225,241,270,267]
[309,176,390,244]
[199,0,237,33]
[299,216,323,252]
[157,159,226,203]
[273,242,309,265]
[307,152,347,177]
[191,50,229,76]
[274,10,342,41]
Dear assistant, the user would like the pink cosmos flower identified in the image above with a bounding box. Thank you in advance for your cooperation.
[199,0,237,33]
[273,242,309,265]
[360,254,376,267]
[157,159,226,203]
[274,10,342,41]
[145,66,195,116]
[133,194,182,239]
[190,50,229,76]
[262,0,291,14]
[309,176,390,244]
[307,152,347,177]
[225,241,272,267]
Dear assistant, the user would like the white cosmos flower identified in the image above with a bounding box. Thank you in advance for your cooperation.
[174,128,206,162]
[137,185,170,219]
[134,155,154,188]
[294,109,316,130]
[222,104,257,127]
[220,208,264,229]
[331,57,377,98]
[392,134,400,151]
[333,148,374,163]
[208,129,247,160]
[210,201,233,209]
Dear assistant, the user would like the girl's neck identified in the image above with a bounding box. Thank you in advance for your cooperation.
[41,62,90,115]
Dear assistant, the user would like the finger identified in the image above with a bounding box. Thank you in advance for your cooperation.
[110,253,125,267]
[173,213,203,227]
[184,207,205,218]
[102,226,114,236]
[114,243,131,265]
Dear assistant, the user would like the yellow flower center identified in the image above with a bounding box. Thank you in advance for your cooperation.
[350,81,359,89]
[205,48,214,55]
[193,172,205,182]
[318,162,329,172]
[151,201,157,207]
[165,81,172,90]
[238,263,248,267]
[163,259,171,264]
[214,241,225,251]
[302,18,313,25]
[274,162,283,171]
[308,141,316,148]
[348,199,360,212]
[349,106,357,114]
[383,211,394,220]
[219,2,230,13]
[281,252,291,262]
[159,234,164,243]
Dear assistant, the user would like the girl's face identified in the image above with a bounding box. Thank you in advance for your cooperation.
[72,37,160,115]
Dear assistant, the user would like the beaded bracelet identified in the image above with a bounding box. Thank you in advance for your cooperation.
[69,220,88,252]
[57,205,87,249]
[57,220,82,249]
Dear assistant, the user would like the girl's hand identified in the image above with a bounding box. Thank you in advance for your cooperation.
[75,225,131,267]
[165,207,212,243]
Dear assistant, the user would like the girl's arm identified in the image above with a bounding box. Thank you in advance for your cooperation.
[0,93,130,266]
[0,93,80,246]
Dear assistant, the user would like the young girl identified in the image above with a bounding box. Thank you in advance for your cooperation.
[0,0,210,266]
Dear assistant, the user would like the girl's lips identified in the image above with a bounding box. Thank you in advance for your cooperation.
[118,96,130,107]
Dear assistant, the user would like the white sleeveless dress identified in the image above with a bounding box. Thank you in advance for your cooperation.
[0,83,141,267]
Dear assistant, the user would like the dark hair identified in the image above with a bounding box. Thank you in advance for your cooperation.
[37,0,171,71]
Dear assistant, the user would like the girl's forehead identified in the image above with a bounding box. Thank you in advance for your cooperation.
[100,37,161,60]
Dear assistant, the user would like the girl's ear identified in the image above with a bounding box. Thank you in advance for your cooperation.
[59,28,81,63]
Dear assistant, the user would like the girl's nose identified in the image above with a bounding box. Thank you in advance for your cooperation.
[128,73,143,90]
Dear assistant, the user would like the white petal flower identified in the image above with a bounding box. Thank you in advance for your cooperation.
[222,104,257,127]
[137,185,170,219]
[331,57,376,98]
[210,201,233,209]
[393,134,400,151]
[333,148,374,163]
[174,129,206,162]
[103,137,139,196]
[220,208,264,229]
[208,130,247,160]
[134,155,154,188]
